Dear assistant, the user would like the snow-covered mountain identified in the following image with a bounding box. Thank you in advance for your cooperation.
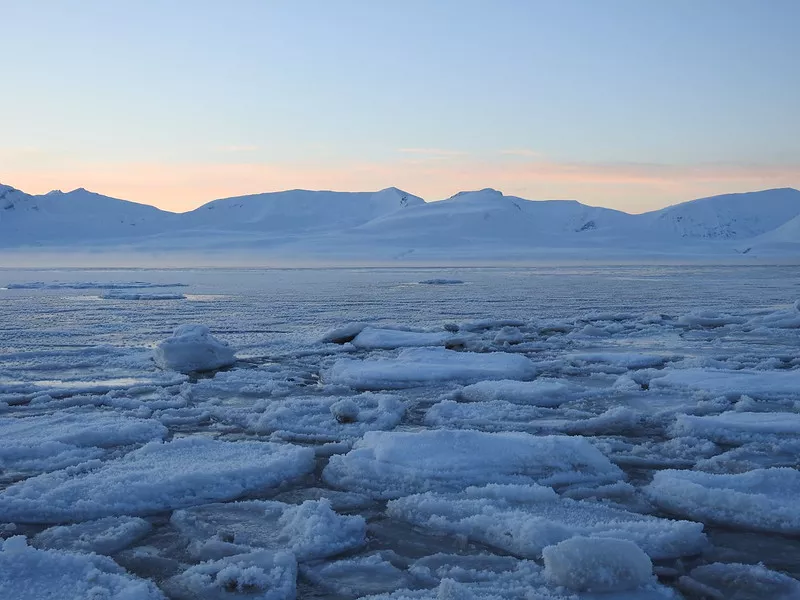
[1,182,799,261]
[0,185,173,246]
[638,188,800,240]
[178,187,424,234]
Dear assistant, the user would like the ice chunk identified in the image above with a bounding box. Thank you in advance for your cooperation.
[672,411,800,444]
[154,324,236,373]
[323,429,623,498]
[351,327,454,349]
[249,393,405,442]
[388,485,706,559]
[371,552,678,599]
[542,536,653,592]
[568,352,673,369]
[677,310,746,328]
[320,322,369,344]
[0,437,315,522]
[325,348,536,390]
[457,379,574,407]
[646,467,800,533]
[163,550,296,600]
[33,516,151,555]
[0,536,165,599]
[300,553,413,597]
[650,368,800,398]
[685,562,800,600]
[172,499,365,561]
[101,292,186,300]
[0,411,167,472]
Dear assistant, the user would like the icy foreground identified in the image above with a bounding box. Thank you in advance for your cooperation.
[2,266,800,599]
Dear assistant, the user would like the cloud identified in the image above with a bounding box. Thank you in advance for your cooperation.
[4,156,799,214]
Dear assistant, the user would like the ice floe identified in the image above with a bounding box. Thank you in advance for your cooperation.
[542,536,654,592]
[154,324,236,373]
[388,484,707,560]
[0,437,315,522]
[649,367,800,399]
[0,536,165,599]
[171,499,365,561]
[671,411,800,444]
[33,516,152,554]
[456,378,574,406]
[323,429,623,498]
[0,411,167,472]
[248,392,405,442]
[350,327,455,349]
[163,550,296,600]
[101,291,186,300]
[325,348,536,390]
[646,467,800,533]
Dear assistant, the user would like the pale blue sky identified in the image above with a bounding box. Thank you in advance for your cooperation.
[2,0,799,211]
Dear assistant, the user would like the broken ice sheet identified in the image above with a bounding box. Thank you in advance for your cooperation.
[0,437,315,523]
[171,499,365,561]
[388,484,707,560]
[323,429,623,499]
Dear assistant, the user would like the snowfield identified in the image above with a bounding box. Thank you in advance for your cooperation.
[1,265,800,599]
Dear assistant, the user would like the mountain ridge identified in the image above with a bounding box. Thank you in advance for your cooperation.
[1,183,799,259]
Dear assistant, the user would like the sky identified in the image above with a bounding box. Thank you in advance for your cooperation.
[2,0,799,214]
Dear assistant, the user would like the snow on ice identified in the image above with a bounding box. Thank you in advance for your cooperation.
[325,348,536,390]
[3,266,800,598]
[0,437,315,522]
[153,324,236,373]
[323,429,623,498]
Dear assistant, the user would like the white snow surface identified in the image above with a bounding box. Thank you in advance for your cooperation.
[153,324,236,373]
[542,536,654,592]
[0,536,165,599]
[4,183,800,259]
[0,411,167,472]
[646,468,800,533]
[0,437,315,522]
[323,429,623,498]
[3,266,800,598]
[325,348,536,390]
[33,516,152,555]
[457,379,574,406]
[163,550,296,600]
[171,499,365,561]
[388,484,706,560]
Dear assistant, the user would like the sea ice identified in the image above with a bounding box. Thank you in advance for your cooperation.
[388,484,707,559]
[101,291,186,300]
[542,536,654,592]
[671,411,800,444]
[682,562,800,600]
[323,429,623,498]
[154,324,236,373]
[163,550,296,600]
[456,379,574,406]
[649,368,800,399]
[0,536,165,599]
[0,437,315,522]
[646,467,800,533]
[171,498,366,561]
[0,411,167,472]
[248,393,405,442]
[350,327,454,349]
[325,348,536,390]
[33,516,152,555]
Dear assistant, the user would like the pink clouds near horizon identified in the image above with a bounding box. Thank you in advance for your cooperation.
[3,156,799,214]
